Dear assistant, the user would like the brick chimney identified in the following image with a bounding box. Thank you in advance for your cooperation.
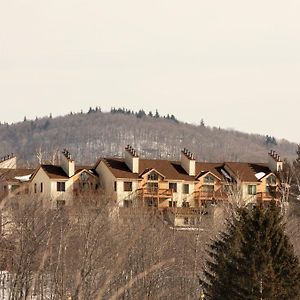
[268,150,283,172]
[0,153,17,169]
[125,145,139,173]
[180,148,196,176]
[61,149,75,177]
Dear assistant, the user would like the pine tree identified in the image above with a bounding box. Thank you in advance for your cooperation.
[202,202,300,300]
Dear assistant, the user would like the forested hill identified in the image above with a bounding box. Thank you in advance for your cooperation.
[0,109,297,166]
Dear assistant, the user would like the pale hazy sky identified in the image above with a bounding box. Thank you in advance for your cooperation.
[1,0,300,142]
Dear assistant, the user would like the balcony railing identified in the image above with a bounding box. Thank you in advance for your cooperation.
[168,207,204,216]
[138,188,173,198]
[256,192,281,201]
[194,188,228,201]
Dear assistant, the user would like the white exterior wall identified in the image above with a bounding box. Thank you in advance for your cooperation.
[96,161,117,198]
[173,181,196,207]
[242,182,257,204]
[30,168,71,209]
[115,180,139,206]
[96,161,140,206]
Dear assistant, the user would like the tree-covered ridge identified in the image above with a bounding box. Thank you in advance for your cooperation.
[203,202,300,300]
[0,107,296,166]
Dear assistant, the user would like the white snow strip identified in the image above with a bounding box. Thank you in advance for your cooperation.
[255,172,266,180]
[221,169,231,180]
[14,174,32,182]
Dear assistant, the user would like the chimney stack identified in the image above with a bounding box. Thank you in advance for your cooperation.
[125,145,139,173]
[61,149,75,177]
[180,148,196,176]
[268,150,283,172]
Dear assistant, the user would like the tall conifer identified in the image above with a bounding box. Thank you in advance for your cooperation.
[202,202,300,300]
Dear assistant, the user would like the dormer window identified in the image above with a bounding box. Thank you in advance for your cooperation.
[267,175,276,185]
[80,172,89,182]
[148,172,159,181]
[204,174,215,184]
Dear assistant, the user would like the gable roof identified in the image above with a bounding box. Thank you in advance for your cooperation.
[196,162,225,180]
[0,168,34,183]
[101,158,195,181]
[40,165,69,179]
[224,162,272,182]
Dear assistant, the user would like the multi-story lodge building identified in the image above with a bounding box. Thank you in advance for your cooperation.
[0,147,283,227]
[94,146,282,226]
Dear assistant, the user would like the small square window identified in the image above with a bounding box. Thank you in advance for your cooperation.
[169,182,177,192]
[182,184,189,194]
[248,185,256,195]
[124,181,132,192]
[204,175,215,183]
[57,182,66,192]
[148,172,159,181]
[169,201,177,207]
[57,200,66,209]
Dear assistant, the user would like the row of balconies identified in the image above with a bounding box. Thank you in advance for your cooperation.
[134,185,281,203]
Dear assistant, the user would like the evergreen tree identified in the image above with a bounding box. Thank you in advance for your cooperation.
[202,202,300,300]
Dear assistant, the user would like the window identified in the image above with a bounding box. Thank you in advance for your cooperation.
[204,174,215,183]
[57,182,66,192]
[11,185,19,191]
[182,201,190,207]
[267,175,276,185]
[40,182,43,193]
[145,199,157,207]
[184,217,189,225]
[248,185,256,195]
[169,201,177,207]
[169,182,177,192]
[114,181,117,192]
[34,183,37,193]
[147,182,158,192]
[124,181,132,192]
[57,200,66,209]
[223,184,231,193]
[182,184,189,194]
[80,172,89,182]
[266,185,276,195]
[148,172,158,181]
[202,185,214,193]
[190,218,195,226]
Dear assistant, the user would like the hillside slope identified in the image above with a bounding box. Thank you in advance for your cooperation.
[0,111,296,166]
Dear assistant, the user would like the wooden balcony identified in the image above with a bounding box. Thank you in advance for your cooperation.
[138,188,173,199]
[256,192,281,202]
[168,207,204,216]
[194,188,228,202]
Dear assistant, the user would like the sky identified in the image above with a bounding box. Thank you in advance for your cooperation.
[1,0,300,143]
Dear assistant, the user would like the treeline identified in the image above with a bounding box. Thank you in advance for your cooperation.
[110,107,178,122]
[0,108,297,166]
